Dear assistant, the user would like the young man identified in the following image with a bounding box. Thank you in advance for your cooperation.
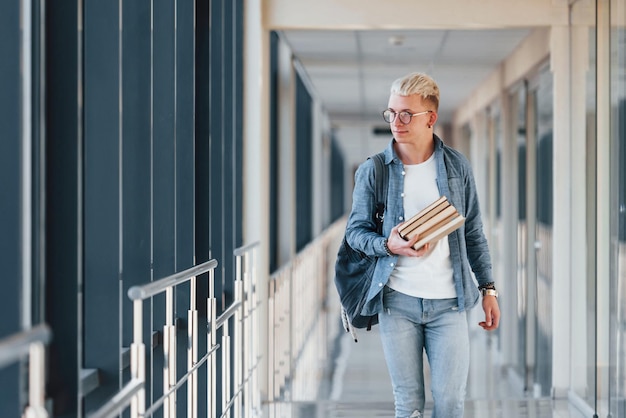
[344,72,500,418]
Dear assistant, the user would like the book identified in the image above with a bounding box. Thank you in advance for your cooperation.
[398,196,449,237]
[403,205,457,241]
[411,213,465,250]
[398,196,465,250]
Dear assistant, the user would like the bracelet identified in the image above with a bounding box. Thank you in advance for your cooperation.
[383,239,393,256]
[478,282,495,290]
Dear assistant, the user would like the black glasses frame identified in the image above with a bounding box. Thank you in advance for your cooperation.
[382,109,432,124]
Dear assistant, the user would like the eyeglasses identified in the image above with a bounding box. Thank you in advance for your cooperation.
[382,109,432,124]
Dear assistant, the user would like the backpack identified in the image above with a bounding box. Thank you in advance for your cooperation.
[334,152,388,331]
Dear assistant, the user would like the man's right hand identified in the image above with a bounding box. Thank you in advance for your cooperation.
[386,225,431,257]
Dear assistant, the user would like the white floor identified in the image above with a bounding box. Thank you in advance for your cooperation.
[320,322,587,417]
[270,303,591,418]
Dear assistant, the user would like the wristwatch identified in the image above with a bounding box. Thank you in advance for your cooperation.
[481,288,498,298]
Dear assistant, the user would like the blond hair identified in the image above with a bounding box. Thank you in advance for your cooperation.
[390,72,440,111]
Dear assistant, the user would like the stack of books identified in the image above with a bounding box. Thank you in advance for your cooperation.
[398,196,465,250]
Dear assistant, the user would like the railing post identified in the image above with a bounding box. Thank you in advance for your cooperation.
[250,248,260,414]
[243,252,251,417]
[188,275,198,418]
[285,273,292,395]
[208,268,217,417]
[268,279,275,402]
[245,251,253,416]
[234,259,243,418]
[131,300,145,418]
[164,287,176,418]
[23,343,48,418]
[233,242,261,417]
[222,321,231,418]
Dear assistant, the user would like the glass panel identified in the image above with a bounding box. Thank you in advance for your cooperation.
[534,65,553,396]
[570,1,597,409]
[515,85,528,380]
[586,22,598,416]
[610,0,626,415]
[491,106,503,310]
[495,111,502,222]
[485,109,492,220]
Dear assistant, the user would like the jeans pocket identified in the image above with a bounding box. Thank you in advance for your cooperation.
[382,285,394,309]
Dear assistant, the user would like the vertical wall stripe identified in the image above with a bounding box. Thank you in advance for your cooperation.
[21,0,33,331]
[149,0,155,405]
[77,0,84,406]
[117,0,124,392]
[174,0,178,272]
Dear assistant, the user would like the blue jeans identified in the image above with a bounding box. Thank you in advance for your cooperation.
[379,286,469,418]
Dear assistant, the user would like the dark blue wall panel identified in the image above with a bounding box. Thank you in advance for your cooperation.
[295,75,313,251]
[194,2,211,416]
[83,0,121,409]
[120,1,154,406]
[0,0,21,337]
[152,0,177,409]
[209,0,225,308]
[330,137,345,222]
[221,0,235,307]
[269,32,280,273]
[175,1,196,414]
[209,1,226,412]
[176,0,196,272]
[153,0,177,278]
[0,0,23,415]
[233,0,244,250]
[121,0,152,344]
[45,0,80,414]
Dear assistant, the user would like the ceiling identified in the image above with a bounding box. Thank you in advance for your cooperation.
[280,28,532,127]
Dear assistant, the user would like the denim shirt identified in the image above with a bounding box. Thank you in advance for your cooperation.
[345,135,493,315]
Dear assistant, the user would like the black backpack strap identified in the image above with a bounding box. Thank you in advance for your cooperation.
[371,153,388,235]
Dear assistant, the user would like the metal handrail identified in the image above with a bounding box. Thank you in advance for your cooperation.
[89,259,220,418]
[0,324,52,418]
[215,301,242,330]
[233,241,259,256]
[127,259,218,300]
[143,344,219,418]
[267,219,344,402]
[231,241,262,417]
[88,379,144,418]
[0,324,51,369]
[90,241,263,418]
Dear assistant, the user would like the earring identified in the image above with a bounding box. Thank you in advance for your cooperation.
[427,124,432,129]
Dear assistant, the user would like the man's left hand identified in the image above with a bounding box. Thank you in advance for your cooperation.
[478,295,500,331]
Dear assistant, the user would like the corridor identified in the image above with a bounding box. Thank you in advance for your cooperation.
[2,0,626,417]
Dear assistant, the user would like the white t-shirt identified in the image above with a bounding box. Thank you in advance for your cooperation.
[387,153,457,299]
